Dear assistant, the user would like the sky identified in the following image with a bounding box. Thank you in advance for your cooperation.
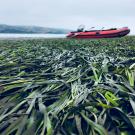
[0,0,135,34]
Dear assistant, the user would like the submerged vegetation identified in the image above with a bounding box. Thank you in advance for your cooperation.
[0,37,135,135]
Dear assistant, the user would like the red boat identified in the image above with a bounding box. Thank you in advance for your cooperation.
[67,27,130,39]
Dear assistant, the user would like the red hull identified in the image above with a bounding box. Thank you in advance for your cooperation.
[67,27,130,39]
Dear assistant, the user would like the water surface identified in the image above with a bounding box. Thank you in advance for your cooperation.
[0,33,66,39]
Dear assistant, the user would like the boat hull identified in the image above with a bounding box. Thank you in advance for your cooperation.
[67,27,130,39]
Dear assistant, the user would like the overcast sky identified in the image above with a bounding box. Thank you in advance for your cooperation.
[0,0,135,34]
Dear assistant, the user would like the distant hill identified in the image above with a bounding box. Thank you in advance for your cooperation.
[0,24,71,34]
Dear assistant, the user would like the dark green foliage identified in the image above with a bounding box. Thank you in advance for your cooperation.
[0,37,135,135]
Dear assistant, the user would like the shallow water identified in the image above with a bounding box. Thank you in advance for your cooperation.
[0,33,66,39]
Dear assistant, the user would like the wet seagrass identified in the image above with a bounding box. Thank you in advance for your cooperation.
[0,37,135,135]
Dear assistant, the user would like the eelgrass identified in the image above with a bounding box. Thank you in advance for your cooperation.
[0,37,135,135]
